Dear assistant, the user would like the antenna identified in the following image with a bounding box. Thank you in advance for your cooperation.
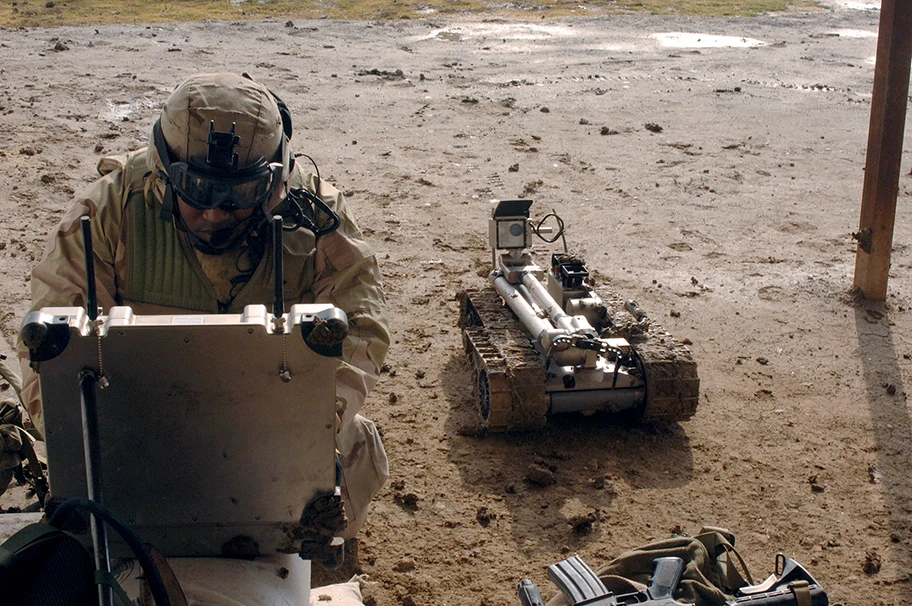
[81,216,98,322]
[79,215,114,605]
[272,215,284,322]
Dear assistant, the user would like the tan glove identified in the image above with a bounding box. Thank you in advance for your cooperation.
[0,399,47,499]
[0,418,24,497]
[0,352,29,497]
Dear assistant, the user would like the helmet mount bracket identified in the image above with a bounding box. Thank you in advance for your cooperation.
[206,122,241,172]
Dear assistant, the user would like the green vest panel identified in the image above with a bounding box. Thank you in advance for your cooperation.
[124,190,219,313]
[117,153,317,315]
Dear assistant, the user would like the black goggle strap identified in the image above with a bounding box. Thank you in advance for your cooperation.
[152,120,178,224]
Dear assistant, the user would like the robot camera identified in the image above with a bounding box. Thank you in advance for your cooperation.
[490,199,533,250]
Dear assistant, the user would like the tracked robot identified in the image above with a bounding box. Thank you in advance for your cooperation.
[459,199,700,432]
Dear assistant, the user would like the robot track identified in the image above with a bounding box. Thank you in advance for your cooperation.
[594,289,700,423]
[459,289,549,432]
[459,288,699,429]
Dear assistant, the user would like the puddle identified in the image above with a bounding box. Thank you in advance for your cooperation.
[425,23,579,42]
[423,24,636,52]
[652,32,766,48]
[816,0,880,8]
[101,98,156,123]
[841,1,880,9]
[830,29,878,38]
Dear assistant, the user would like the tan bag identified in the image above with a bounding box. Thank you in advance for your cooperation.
[545,527,753,606]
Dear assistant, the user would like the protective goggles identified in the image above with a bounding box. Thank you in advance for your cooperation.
[168,159,283,212]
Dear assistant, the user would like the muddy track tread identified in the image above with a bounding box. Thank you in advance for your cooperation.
[459,289,548,431]
[595,288,700,422]
[463,327,514,430]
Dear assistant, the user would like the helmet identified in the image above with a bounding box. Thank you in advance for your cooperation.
[151,73,293,250]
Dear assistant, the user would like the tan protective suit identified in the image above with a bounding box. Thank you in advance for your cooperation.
[18,147,390,541]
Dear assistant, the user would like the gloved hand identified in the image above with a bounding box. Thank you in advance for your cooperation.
[0,417,24,496]
[0,398,45,499]
[0,354,27,496]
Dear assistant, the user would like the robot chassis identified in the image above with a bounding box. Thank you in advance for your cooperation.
[459,200,700,432]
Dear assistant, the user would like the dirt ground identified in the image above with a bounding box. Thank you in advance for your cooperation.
[2,2,911,605]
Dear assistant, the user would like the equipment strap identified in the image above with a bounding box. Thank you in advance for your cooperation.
[695,528,754,588]
[789,580,812,606]
[0,523,62,569]
[4,425,49,502]
[95,569,134,606]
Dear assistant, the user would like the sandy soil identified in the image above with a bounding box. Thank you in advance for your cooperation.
[1,2,911,605]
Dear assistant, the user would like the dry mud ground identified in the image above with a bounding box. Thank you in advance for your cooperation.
[2,3,912,605]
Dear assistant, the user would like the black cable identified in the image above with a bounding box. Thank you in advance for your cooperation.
[277,193,308,232]
[533,208,568,252]
[49,497,172,606]
[294,153,321,188]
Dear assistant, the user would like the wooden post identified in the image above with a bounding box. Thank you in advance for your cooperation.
[852,0,912,300]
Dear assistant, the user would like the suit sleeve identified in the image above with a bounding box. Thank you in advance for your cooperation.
[309,179,390,428]
[17,169,126,438]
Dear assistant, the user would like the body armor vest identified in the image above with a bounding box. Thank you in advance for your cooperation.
[116,151,317,315]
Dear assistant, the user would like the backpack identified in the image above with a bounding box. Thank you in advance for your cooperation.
[0,521,100,605]
[0,497,178,606]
